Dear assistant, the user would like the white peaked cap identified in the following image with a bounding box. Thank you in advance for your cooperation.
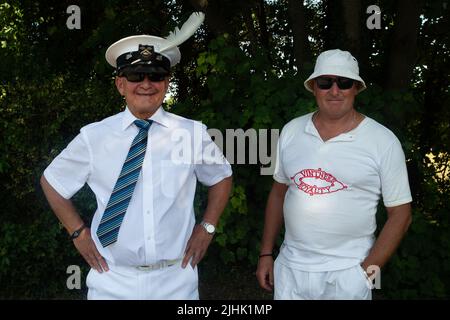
[105,12,205,70]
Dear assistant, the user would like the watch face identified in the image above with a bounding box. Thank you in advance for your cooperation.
[206,225,215,233]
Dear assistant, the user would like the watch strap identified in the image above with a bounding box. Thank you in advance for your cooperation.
[69,224,87,240]
[200,221,215,234]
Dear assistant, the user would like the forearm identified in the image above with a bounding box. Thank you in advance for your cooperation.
[260,182,287,254]
[362,203,412,271]
[41,175,109,272]
[202,176,233,225]
[40,175,84,235]
[182,176,232,268]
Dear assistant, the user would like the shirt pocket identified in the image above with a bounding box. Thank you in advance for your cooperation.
[159,161,194,198]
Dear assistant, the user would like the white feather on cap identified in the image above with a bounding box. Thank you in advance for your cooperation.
[159,12,205,53]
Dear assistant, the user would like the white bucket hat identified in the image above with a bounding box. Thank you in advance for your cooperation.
[304,49,366,93]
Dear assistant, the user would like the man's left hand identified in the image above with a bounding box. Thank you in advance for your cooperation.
[182,224,214,268]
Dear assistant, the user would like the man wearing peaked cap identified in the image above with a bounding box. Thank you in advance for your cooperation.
[257,49,412,300]
[41,12,233,300]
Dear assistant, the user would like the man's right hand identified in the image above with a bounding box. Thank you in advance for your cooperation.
[256,256,274,291]
[73,227,109,273]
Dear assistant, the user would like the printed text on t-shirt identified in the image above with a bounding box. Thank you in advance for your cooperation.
[291,168,347,196]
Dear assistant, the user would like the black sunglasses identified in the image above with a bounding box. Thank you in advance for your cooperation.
[315,76,355,90]
[119,72,168,83]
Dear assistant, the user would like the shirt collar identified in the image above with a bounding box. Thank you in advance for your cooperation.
[304,112,318,136]
[121,106,171,130]
[305,111,357,142]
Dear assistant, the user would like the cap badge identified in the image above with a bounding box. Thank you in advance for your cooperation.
[138,44,154,61]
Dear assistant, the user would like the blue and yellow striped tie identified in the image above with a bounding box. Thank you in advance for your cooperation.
[97,119,152,247]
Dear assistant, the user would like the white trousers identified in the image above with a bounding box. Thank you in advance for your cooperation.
[86,261,199,300]
[274,259,372,300]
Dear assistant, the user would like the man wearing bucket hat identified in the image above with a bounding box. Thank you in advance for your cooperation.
[40,12,233,300]
[256,49,412,299]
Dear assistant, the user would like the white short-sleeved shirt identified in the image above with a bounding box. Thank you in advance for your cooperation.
[44,106,232,267]
[274,112,412,272]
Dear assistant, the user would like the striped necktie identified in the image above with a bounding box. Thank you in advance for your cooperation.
[97,119,152,247]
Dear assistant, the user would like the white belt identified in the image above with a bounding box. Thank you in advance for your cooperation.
[135,259,181,271]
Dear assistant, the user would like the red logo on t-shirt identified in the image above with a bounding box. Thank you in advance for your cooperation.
[291,168,347,196]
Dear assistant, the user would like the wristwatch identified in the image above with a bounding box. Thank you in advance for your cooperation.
[69,224,87,240]
[200,221,216,235]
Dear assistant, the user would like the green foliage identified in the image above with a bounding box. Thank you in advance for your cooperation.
[0,75,121,201]
[0,0,449,299]
[381,205,450,299]
[0,212,87,299]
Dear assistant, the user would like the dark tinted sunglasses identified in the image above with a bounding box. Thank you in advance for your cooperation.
[120,72,168,82]
[315,77,355,90]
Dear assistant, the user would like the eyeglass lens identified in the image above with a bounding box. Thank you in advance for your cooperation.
[316,77,354,90]
[121,72,167,82]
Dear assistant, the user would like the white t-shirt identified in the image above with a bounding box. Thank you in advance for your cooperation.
[44,106,232,267]
[274,112,412,272]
